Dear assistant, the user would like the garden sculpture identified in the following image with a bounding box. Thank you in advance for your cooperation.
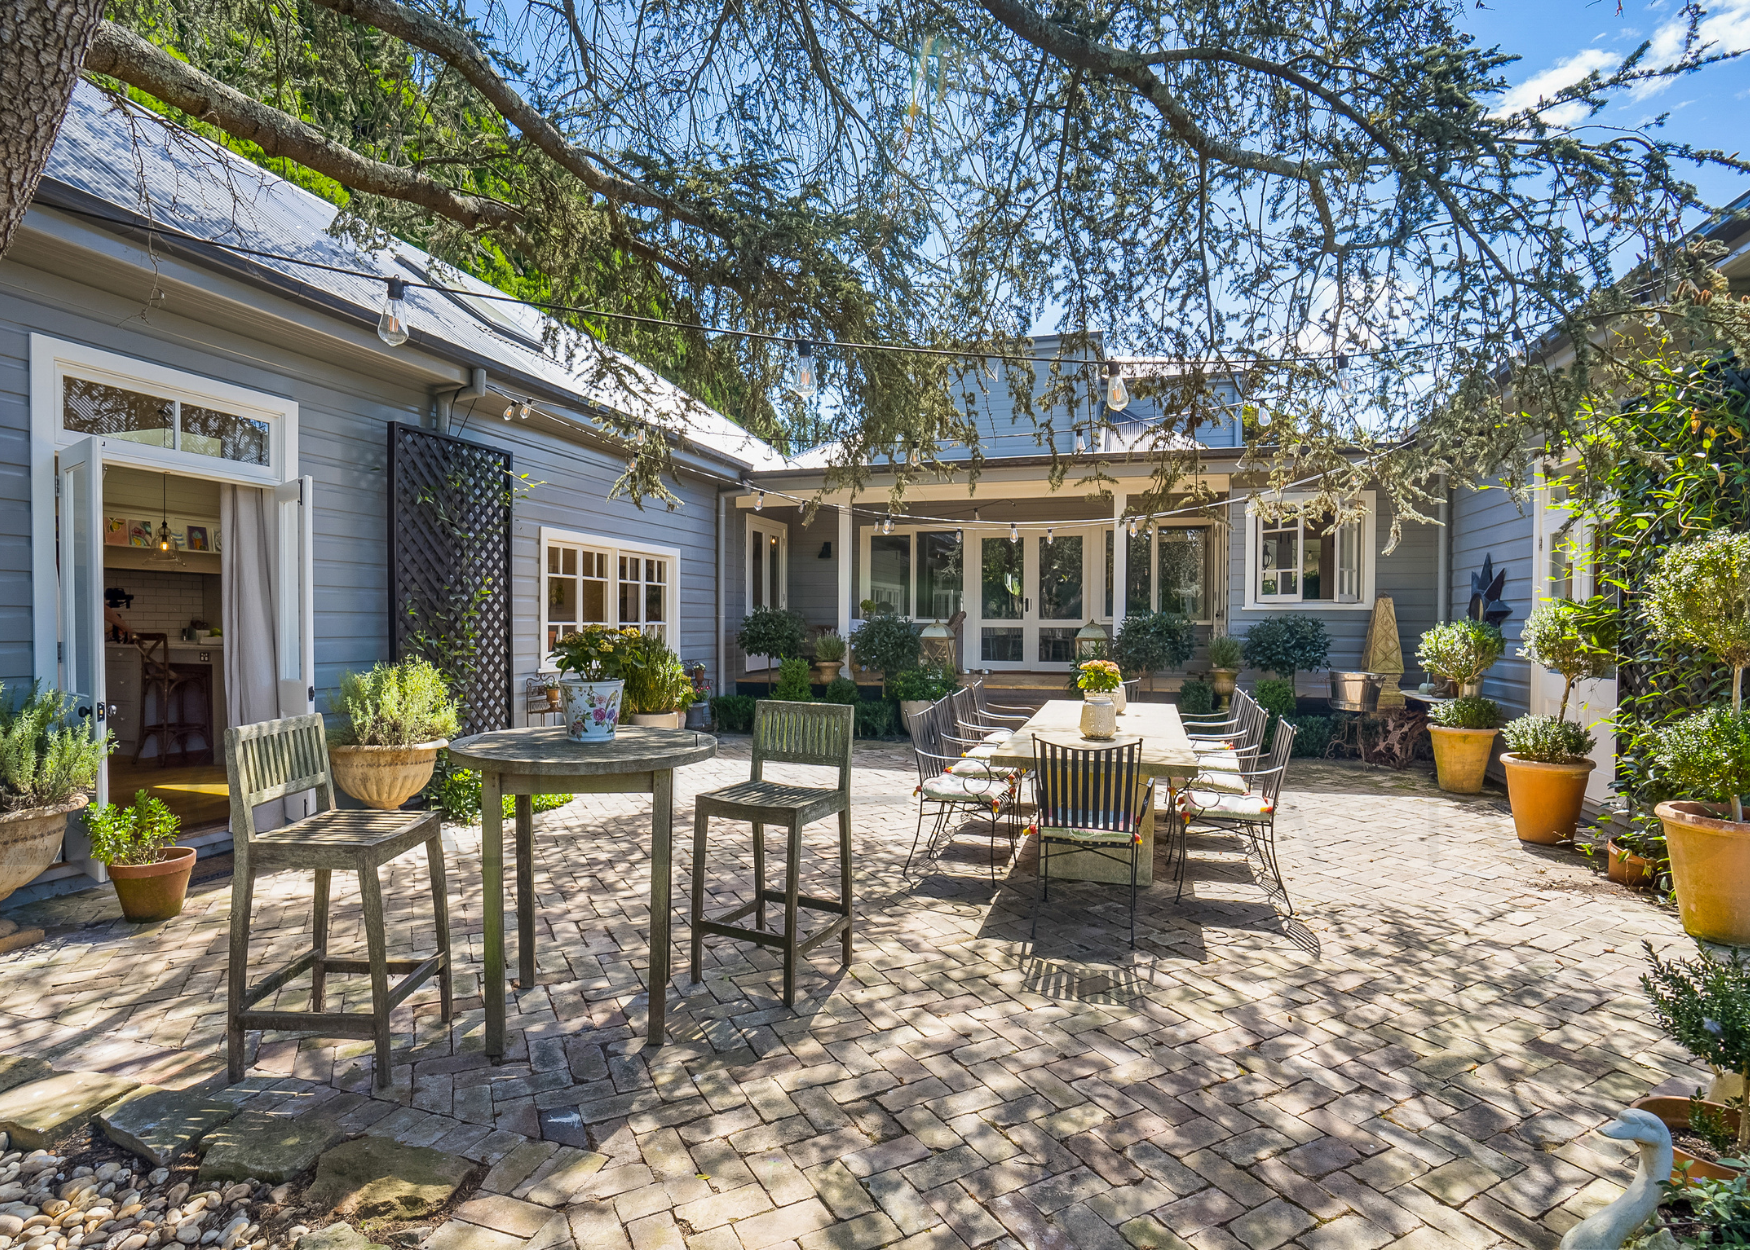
[1556,1108,1672,1250]
[1468,555,1511,628]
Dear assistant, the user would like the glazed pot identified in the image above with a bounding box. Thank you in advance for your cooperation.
[1631,1096,1743,1183]
[0,795,86,906]
[629,712,683,729]
[329,741,448,811]
[1658,800,1750,946]
[1426,726,1497,794]
[1081,695,1117,740]
[1501,754,1595,845]
[1209,669,1238,710]
[107,846,197,923]
[560,677,624,742]
[1607,839,1659,889]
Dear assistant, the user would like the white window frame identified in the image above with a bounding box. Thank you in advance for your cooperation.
[1152,523,1219,625]
[858,523,971,622]
[537,525,679,668]
[748,517,788,612]
[1242,491,1376,611]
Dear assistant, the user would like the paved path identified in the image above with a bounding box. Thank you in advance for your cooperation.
[0,745,1703,1250]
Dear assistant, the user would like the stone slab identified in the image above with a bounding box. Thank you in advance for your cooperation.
[0,1056,56,1097]
[305,1136,475,1219]
[97,1087,241,1166]
[0,1070,142,1149]
[295,1224,379,1250]
[199,1109,347,1183]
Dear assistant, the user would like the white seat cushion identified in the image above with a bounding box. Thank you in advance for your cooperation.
[982,729,1015,743]
[922,775,1007,803]
[948,757,1024,781]
[1033,823,1136,844]
[1179,789,1275,819]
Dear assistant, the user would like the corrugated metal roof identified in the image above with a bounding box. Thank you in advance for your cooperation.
[40,84,787,473]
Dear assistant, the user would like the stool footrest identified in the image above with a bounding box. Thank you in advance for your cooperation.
[238,950,447,1013]
[756,887,850,915]
[696,913,850,955]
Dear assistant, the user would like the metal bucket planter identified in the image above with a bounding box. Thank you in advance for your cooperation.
[0,795,86,906]
[1328,671,1382,713]
[108,846,197,923]
[329,741,448,811]
[561,678,624,742]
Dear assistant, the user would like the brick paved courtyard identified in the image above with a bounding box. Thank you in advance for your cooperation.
[0,742,1705,1250]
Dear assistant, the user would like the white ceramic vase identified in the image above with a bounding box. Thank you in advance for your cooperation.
[1113,683,1127,715]
[560,678,624,742]
[1081,695,1117,740]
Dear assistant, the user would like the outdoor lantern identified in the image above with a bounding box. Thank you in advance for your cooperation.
[921,619,955,668]
[1075,619,1110,662]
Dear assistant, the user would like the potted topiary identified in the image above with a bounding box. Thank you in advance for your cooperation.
[1416,621,1506,794]
[1645,532,1750,944]
[736,607,808,696]
[889,664,956,732]
[1242,614,1330,693]
[1113,611,1196,698]
[86,790,193,923]
[328,658,461,809]
[1634,942,1750,1181]
[850,614,922,698]
[1498,600,1612,844]
[812,632,846,684]
[619,633,696,729]
[552,624,641,741]
[0,684,110,905]
[1416,618,1505,699]
[1206,635,1244,709]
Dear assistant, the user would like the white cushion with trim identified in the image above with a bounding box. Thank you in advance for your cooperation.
[1178,790,1275,818]
[922,775,1007,802]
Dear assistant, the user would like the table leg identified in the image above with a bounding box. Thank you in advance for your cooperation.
[482,769,506,1059]
[648,768,673,1046]
[516,793,535,989]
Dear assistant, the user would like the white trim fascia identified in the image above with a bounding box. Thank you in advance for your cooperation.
[1239,490,1378,612]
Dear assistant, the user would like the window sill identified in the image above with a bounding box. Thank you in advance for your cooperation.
[1242,600,1373,612]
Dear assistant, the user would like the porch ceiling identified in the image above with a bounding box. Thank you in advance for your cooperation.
[735,466,1232,507]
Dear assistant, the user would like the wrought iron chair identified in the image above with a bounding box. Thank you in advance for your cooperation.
[952,685,1019,744]
[691,700,854,1005]
[902,699,1019,879]
[969,680,1033,734]
[1175,719,1297,911]
[1029,736,1152,948]
[223,715,452,1087]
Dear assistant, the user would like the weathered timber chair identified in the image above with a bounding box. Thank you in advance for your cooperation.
[1029,736,1152,948]
[223,715,451,1087]
[690,700,854,1005]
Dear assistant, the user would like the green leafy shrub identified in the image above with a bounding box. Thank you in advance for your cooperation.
[434,765,568,825]
[85,790,180,867]
[1207,635,1244,671]
[850,616,922,692]
[1643,941,1750,1153]
[1242,615,1329,679]
[330,659,460,747]
[888,664,956,702]
[619,634,697,714]
[1285,715,1333,758]
[1429,695,1501,730]
[1112,612,1195,684]
[0,684,109,811]
[1416,619,1505,687]
[1653,706,1750,808]
[1501,713,1594,764]
[737,607,807,660]
[711,695,757,733]
[1254,677,1297,718]
[814,632,846,663]
[1646,531,1750,707]
[1177,680,1215,716]
[770,657,815,702]
[821,677,860,705]
[853,700,898,738]
[1519,600,1614,721]
[1673,1167,1750,1242]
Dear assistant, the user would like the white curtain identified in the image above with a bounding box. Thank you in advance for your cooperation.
[221,485,292,829]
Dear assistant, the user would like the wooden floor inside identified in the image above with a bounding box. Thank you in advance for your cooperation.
[108,758,230,833]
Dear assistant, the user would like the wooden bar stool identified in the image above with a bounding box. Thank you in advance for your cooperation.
[223,714,452,1087]
[690,701,854,1005]
[133,633,202,766]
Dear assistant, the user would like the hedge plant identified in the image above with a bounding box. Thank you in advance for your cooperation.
[771,657,815,702]
[1177,680,1215,717]
[710,695,757,733]
[1241,615,1329,680]
[737,608,808,694]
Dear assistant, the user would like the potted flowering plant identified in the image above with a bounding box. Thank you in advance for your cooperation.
[0,685,110,906]
[551,625,641,741]
[1077,659,1122,740]
[327,659,461,810]
[86,790,192,923]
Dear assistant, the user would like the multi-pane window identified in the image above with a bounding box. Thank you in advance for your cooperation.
[1251,504,1364,605]
[1158,529,1210,619]
[543,534,673,656]
[869,534,911,615]
[64,378,268,466]
[916,531,963,619]
[620,554,669,639]
[1103,529,1153,618]
[545,545,610,651]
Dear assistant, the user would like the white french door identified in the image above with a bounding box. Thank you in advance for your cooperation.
[275,476,316,719]
[970,529,1092,670]
[1535,470,1615,806]
[58,437,108,812]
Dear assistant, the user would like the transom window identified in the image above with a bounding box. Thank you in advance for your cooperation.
[540,527,677,654]
[64,377,269,466]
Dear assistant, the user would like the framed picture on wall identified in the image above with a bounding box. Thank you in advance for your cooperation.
[128,520,153,548]
[104,516,127,546]
[186,525,209,552]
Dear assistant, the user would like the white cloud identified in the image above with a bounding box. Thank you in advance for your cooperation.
[1495,49,1618,124]
[1632,0,1750,98]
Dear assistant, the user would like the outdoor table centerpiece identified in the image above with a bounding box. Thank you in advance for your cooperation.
[552,624,643,741]
[1076,658,1123,739]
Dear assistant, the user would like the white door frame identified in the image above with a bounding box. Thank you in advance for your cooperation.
[746,515,787,670]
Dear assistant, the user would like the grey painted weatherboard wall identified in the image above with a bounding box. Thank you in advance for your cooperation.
[1449,481,1534,717]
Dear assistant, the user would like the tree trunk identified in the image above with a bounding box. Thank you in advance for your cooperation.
[0,0,107,261]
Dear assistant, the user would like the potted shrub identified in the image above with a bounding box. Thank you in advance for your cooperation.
[552,624,641,742]
[328,659,461,809]
[1076,659,1123,740]
[1416,618,1504,699]
[620,634,695,729]
[1424,695,1502,792]
[812,632,846,684]
[1242,614,1330,694]
[0,684,110,905]
[736,607,808,696]
[770,656,816,703]
[539,673,562,712]
[850,614,922,697]
[1113,611,1195,698]
[889,664,956,732]
[86,790,193,923]
[1644,533,1750,945]
[1206,635,1244,709]
[1498,600,1611,843]
[1634,942,1750,1181]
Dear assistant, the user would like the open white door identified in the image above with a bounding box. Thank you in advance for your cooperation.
[59,437,109,879]
[275,476,315,718]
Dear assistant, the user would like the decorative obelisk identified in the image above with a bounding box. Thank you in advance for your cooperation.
[1363,596,1406,709]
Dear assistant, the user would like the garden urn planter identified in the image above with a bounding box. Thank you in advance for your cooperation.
[629,712,684,729]
[812,661,843,684]
[1607,840,1658,889]
[1209,669,1237,710]
[545,686,562,711]
[0,795,86,906]
[1502,755,1595,845]
[899,700,932,737]
[1427,726,1496,794]
[1630,1096,1743,1183]
[1657,800,1750,946]
[329,741,449,811]
[1081,695,1118,741]
[686,704,710,731]
[560,677,624,742]
[108,846,197,923]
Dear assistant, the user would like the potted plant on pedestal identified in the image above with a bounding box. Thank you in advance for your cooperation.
[1634,942,1750,1181]
[1206,635,1244,709]
[1499,600,1613,844]
[619,633,696,729]
[552,624,641,741]
[812,632,846,684]
[1416,620,1505,793]
[86,790,193,922]
[0,685,110,905]
[539,673,562,713]
[1645,532,1750,945]
[327,659,461,809]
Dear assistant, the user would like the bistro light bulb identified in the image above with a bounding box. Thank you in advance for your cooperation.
[754,490,765,511]
[503,404,516,421]
[1075,432,1086,455]
[882,516,893,535]
[792,340,819,399]
[519,403,532,420]
[377,276,409,347]
[1104,361,1128,412]
[157,521,171,552]
[1046,527,1054,543]
[1128,517,1138,539]
[1009,522,1019,543]
[954,527,963,541]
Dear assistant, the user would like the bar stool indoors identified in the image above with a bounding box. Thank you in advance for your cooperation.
[223,714,452,1087]
[133,633,206,766]
[691,700,854,1006]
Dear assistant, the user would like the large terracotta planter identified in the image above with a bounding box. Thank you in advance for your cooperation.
[1658,800,1750,946]
[1427,726,1496,794]
[107,846,197,923]
[329,741,448,811]
[1607,840,1659,888]
[628,712,683,729]
[1502,754,1595,845]
[1631,1096,1743,1183]
[0,795,86,905]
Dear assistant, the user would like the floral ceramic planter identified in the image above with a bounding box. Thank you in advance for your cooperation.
[561,678,624,741]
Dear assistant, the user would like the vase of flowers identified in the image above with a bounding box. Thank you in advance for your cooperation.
[1077,659,1122,740]
[551,625,640,741]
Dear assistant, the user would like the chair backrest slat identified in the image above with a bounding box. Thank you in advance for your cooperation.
[1256,721,1296,803]
[224,714,335,868]
[751,700,854,790]
[1033,736,1144,835]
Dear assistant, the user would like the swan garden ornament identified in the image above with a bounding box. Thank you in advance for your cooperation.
[1559,1108,1674,1250]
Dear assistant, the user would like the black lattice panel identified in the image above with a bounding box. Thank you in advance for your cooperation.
[388,422,513,736]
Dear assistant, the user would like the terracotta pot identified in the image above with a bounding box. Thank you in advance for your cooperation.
[1607,839,1659,889]
[628,712,683,729]
[1081,695,1117,740]
[1631,1096,1744,1183]
[1427,726,1497,794]
[1502,754,1596,845]
[107,846,197,923]
[1658,800,1750,946]
[0,796,85,905]
[328,741,448,811]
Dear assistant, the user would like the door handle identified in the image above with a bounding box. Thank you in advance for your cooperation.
[104,704,117,719]
[76,705,91,719]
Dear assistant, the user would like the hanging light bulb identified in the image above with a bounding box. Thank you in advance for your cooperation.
[1075,431,1086,455]
[1009,521,1019,543]
[157,474,172,553]
[754,490,765,511]
[791,340,819,399]
[520,403,532,420]
[377,277,409,347]
[1128,517,1138,539]
[503,403,516,421]
[954,527,963,542]
[1046,527,1054,544]
[882,516,893,535]
[907,446,920,467]
[1104,361,1129,411]
[157,520,171,552]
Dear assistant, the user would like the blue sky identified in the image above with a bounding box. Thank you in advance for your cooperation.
[1463,0,1750,212]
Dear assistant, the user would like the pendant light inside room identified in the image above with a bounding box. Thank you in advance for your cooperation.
[150,472,184,567]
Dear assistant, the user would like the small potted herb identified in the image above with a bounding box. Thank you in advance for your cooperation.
[86,790,192,923]
[1417,621,1506,794]
[327,659,461,808]
[1206,635,1244,709]
[0,684,110,905]
[812,632,847,684]
[1634,942,1750,1181]
[1500,600,1611,844]
[551,624,642,741]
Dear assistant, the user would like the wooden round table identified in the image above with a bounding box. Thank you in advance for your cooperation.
[448,725,717,1055]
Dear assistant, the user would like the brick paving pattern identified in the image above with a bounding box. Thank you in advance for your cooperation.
[0,744,1705,1250]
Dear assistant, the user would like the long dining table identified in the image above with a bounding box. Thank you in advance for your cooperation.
[984,698,1202,887]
